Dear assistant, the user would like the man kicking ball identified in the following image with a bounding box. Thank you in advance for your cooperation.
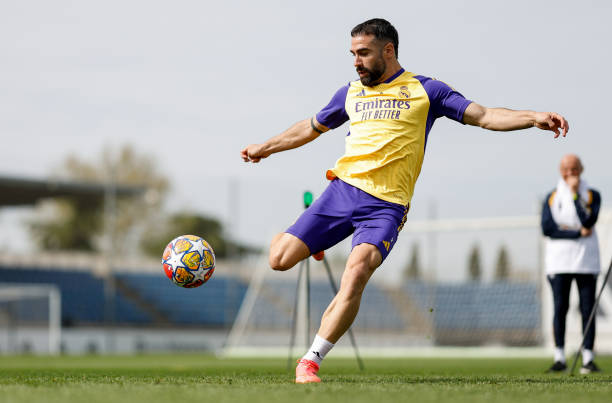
[241,18,569,383]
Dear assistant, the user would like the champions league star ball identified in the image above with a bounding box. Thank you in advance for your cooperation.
[162,235,215,288]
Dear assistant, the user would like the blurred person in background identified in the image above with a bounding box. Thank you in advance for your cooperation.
[542,154,601,374]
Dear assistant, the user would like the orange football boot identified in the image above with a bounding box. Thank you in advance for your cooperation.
[295,359,321,384]
[312,251,325,261]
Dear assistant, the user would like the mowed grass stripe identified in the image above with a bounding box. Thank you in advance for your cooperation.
[0,355,610,403]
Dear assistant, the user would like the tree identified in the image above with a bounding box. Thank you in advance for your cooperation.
[29,144,257,259]
[30,199,103,251]
[467,244,482,282]
[494,245,511,281]
[140,212,259,259]
[404,242,421,281]
[29,145,168,254]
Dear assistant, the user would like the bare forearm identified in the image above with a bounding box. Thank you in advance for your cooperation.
[463,102,568,137]
[241,118,322,163]
[478,108,536,131]
[259,119,320,156]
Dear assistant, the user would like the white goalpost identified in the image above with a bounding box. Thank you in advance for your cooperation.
[0,284,61,355]
[224,251,271,355]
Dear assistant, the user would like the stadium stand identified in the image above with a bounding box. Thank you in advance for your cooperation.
[0,264,541,346]
[116,273,247,327]
[0,266,247,328]
[0,267,106,324]
[420,282,540,346]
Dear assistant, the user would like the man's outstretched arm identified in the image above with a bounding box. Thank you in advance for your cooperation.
[462,102,569,138]
[240,117,328,163]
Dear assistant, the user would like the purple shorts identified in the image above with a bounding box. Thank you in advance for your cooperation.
[286,179,408,261]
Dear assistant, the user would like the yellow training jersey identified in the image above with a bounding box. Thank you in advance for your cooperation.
[315,69,472,206]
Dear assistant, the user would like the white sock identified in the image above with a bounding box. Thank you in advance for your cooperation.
[582,349,594,364]
[302,334,334,365]
[554,347,565,363]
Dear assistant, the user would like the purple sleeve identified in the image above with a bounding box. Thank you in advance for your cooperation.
[415,76,472,123]
[315,84,350,130]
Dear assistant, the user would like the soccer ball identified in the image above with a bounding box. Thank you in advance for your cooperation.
[162,235,215,288]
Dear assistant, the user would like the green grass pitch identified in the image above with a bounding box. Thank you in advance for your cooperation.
[1,354,611,403]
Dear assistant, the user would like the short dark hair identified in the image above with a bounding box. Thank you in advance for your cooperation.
[351,18,399,58]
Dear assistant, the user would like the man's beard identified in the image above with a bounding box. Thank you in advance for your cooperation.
[357,58,386,87]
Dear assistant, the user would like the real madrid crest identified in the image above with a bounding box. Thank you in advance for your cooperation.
[399,86,411,99]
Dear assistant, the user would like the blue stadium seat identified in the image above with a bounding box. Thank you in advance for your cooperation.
[0,266,247,327]
[114,272,248,327]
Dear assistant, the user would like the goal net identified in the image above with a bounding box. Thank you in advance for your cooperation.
[224,209,612,356]
[0,284,61,354]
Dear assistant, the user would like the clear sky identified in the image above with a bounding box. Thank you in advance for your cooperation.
[1,0,610,281]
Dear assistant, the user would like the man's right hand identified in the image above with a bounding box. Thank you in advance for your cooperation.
[567,175,580,193]
[241,144,268,163]
[580,227,592,237]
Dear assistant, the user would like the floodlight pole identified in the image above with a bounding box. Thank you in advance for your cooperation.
[103,166,117,354]
[287,191,364,371]
[569,257,612,376]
